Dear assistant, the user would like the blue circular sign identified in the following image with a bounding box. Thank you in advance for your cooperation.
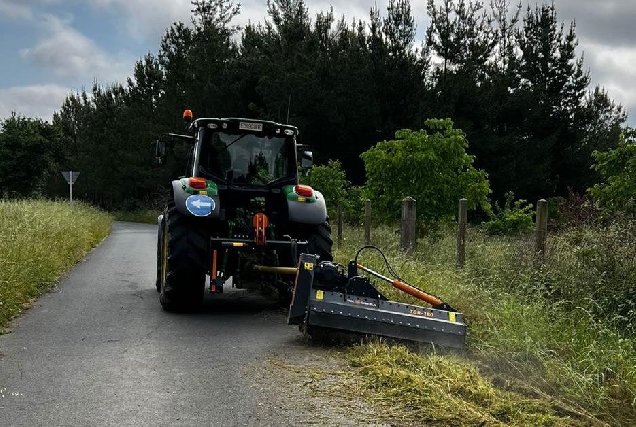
[185,195,215,216]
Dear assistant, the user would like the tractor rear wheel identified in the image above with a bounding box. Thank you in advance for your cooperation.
[159,203,207,311]
[155,219,162,292]
[306,221,333,262]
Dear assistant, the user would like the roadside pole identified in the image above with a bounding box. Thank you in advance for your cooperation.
[62,171,80,208]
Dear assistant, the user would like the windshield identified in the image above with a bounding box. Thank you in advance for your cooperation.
[198,129,292,184]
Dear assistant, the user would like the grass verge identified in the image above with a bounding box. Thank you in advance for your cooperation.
[0,199,112,330]
[332,225,635,426]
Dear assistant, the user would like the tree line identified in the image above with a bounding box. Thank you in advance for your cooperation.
[0,0,627,212]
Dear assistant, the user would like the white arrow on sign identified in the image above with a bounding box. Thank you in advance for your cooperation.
[192,199,212,209]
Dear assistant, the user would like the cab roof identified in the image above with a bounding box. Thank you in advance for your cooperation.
[191,117,299,136]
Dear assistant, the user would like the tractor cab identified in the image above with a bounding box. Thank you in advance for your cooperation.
[192,119,298,187]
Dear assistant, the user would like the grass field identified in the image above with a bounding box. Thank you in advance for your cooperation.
[0,200,112,330]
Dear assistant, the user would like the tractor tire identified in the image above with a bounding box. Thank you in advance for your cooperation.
[306,221,333,262]
[155,219,162,292]
[159,203,207,312]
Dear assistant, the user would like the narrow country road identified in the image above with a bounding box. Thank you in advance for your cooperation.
[0,222,314,426]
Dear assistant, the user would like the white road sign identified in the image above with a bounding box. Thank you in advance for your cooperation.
[62,171,80,184]
[61,171,80,207]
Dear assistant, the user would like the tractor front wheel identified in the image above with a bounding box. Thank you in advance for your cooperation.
[306,221,333,262]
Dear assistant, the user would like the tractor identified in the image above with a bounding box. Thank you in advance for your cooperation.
[155,111,332,311]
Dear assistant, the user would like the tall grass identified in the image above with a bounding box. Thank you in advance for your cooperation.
[0,200,112,329]
[334,224,636,426]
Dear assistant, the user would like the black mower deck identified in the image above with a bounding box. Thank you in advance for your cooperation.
[288,253,467,349]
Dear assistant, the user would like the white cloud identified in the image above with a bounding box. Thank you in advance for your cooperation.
[87,0,417,42]
[20,14,133,84]
[0,0,66,21]
[0,0,33,19]
[301,0,369,21]
[582,40,636,123]
[89,0,192,42]
[552,0,636,47]
[0,84,71,121]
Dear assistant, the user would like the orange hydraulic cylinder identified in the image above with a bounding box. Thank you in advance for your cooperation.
[356,263,442,306]
[212,250,217,280]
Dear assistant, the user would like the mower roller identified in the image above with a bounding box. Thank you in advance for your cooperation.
[286,249,466,349]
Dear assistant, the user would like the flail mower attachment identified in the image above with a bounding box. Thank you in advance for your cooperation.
[287,249,466,349]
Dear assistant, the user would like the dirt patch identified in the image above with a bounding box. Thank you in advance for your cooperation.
[246,338,392,426]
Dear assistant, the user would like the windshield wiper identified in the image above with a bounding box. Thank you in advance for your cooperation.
[222,133,249,153]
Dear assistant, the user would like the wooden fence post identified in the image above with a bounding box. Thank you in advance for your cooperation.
[400,197,417,254]
[535,199,548,256]
[457,198,467,268]
[337,201,343,248]
[364,199,371,246]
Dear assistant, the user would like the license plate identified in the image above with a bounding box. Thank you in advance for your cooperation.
[239,122,263,132]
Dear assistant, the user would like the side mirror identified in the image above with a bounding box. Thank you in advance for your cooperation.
[155,140,166,165]
[301,151,313,170]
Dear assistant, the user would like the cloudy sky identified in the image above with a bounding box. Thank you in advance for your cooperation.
[0,0,634,124]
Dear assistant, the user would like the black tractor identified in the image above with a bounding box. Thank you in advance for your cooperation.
[155,111,332,311]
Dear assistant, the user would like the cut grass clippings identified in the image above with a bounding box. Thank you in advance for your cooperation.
[0,199,112,330]
[346,342,589,426]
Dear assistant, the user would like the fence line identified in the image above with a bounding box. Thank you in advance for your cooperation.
[400,197,417,254]
[458,198,549,268]
[337,197,550,267]
[337,202,343,248]
[535,199,548,256]
[364,199,372,246]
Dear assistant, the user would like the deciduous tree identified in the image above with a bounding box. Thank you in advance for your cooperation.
[361,119,491,224]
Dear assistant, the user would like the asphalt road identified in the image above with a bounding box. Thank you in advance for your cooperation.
[0,222,306,427]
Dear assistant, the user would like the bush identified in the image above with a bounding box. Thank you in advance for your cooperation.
[304,160,365,224]
[483,192,534,235]
[548,191,601,231]
[590,127,636,216]
[305,160,347,212]
[342,185,365,225]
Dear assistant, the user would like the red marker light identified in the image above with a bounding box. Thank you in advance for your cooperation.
[189,177,207,189]
[295,185,314,198]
